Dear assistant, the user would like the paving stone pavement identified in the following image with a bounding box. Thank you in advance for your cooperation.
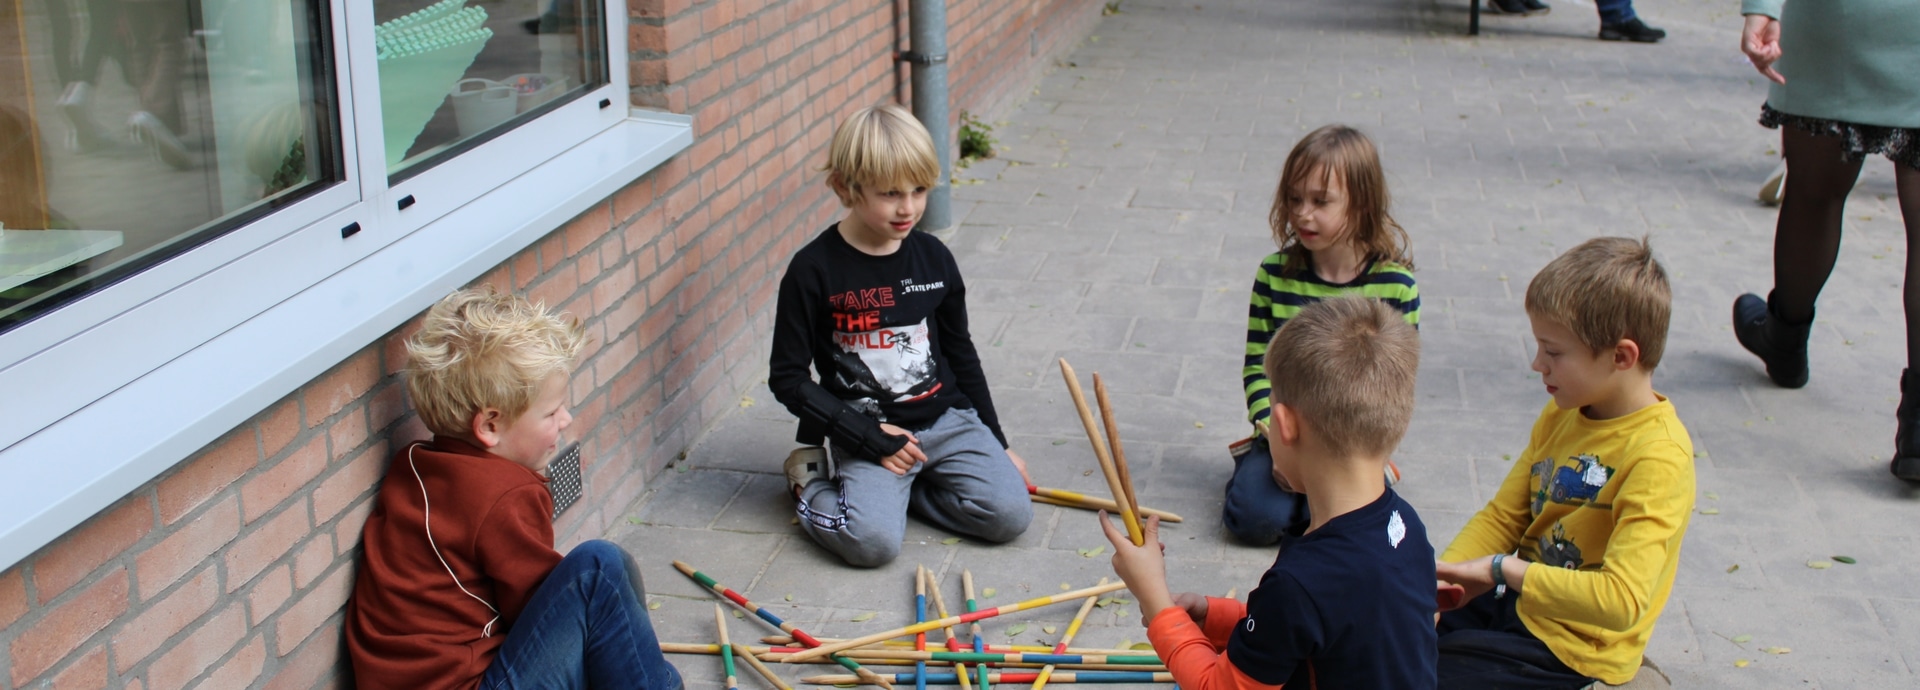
[610,1,1920,688]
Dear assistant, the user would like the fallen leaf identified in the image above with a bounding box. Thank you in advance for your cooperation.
[627,516,644,525]
[1095,597,1115,608]
[1130,643,1155,651]
[1761,647,1792,655]
[1699,508,1720,515]
[1734,659,1750,668]
[734,610,744,619]
[1006,623,1028,637]
[983,588,998,598]
[1080,546,1107,558]
[1502,454,1512,461]
[1082,469,1094,476]
[740,396,755,408]
[1807,560,1832,570]
[649,600,662,610]
[1060,582,1072,591]
[942,537,962,545]
[1707,492,1720,500]
[1118,639,1133,649]
[1732,634,1753,644]
[785,594,794,602]
[1833,555,1857,564]
[851,612,877,622]
[1052,440,1069,446]
[1727,564,1740,573]
[1194,422,1205,428]
[1116,609,1130,617]
[1043,625,1059,635]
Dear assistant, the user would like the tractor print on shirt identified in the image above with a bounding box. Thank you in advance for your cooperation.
[1531,453,1617,515]
[1536,523,1584,570]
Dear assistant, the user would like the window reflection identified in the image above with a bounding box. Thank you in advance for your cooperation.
[1,0,339,331]
[377,0,606,176]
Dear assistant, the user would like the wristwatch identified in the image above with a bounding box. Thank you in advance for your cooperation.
[1492,553,1509,600]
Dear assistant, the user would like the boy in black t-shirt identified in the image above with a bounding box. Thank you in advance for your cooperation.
[1102,297,1441,689]
[768,104,1033,567]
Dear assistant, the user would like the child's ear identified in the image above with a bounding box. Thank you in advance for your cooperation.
[827,173,855,205]
[1611,338,1643,372]
[470,407,505,449]
[1271,403,1302,447]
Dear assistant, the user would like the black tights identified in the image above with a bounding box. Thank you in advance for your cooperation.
[1769,127,1920,369]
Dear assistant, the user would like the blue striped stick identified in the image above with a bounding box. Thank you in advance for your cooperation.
[963,570,990,690]
[915,566,929,690]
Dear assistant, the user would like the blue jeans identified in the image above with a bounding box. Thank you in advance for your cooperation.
[479,540,684,690]
[1436,590,1594,689]
[1595,0,1636,25]
[1221,437,1309,546]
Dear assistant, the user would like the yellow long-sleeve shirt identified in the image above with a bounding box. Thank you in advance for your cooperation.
[1441,395,1694,685]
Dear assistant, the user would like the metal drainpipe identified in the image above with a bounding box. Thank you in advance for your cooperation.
[901,0,952,236]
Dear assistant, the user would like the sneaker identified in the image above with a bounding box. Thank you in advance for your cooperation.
[1599,18,1666,42]
[127,111,193,169]
[1486,0,1543,15]
[1759,159,1786,205]
[1518,0,1550,13]
[784,446,829,498]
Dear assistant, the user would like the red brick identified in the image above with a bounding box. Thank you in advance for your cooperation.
[134,496,240,601]
[367,383,408,433]
[327,407,369,462]
[145,604,245,690]
[301,351,380,427]
[261,622,338,689]
[313,444,386,526]
[562,205,613,258]
[224,505,309,592]
[1,567,26,630]
[246,565,292,626]
[260,398,303,458]
[200,635,266,690]
[111,567,218,673]
[333,497,376,554]
[276,566,352,654]
[11,568,129,686]
[240,435,326,523]
[48,643,108,690]
[34,497,152,603]
[158,430,256,526]
[290,536,334,590]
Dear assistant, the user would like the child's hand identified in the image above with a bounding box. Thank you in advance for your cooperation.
[877,423,927,475]
[1005,448,1033,486]
[1172,591,1210,624]
[1099,512,1175,622]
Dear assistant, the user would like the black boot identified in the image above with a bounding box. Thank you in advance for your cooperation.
[1732,291,1812,388]
[1894,370,1920,481]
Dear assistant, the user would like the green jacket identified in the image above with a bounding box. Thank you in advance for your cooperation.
[1741,0,1920,128]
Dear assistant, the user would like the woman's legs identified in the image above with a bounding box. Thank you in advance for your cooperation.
[1891,163,1920,480]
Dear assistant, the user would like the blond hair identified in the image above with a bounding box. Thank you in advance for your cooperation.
[1525,236,1671,371]
[1269,125,1413,274]
[823,104,940,205]
[1263,297,1420,457]
[405,288,587,438]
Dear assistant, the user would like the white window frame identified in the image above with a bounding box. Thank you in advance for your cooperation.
[0,0,690,570]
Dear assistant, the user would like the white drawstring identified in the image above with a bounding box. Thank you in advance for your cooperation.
[409,443,500,637]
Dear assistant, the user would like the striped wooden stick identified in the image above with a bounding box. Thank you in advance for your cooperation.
[1032,578,1104,690]
[1027,486,1183,523]
[1057,359,1141,545]
[962,571,990,690]
[1091,375,1141,526]
[716,604,738,690]
[755,636,1156,659]
[914,566,929,690]
[784,581,1128,663]
[921,570,971,690]
[673,561,894,690]
[802,671,1175,686]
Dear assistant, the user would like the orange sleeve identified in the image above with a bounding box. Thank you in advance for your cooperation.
[1201,596,1246,648]
[1147,607,1283,690]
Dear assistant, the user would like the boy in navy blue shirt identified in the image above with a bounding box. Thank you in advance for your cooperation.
[1102,297,1441,689]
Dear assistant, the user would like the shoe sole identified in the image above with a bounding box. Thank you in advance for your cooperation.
[1892,455,1920,482]
[1599,33,1664,42]
[1759,164,1786,205]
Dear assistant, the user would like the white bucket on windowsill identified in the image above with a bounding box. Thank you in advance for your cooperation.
[450,78,518,137]
[505,73,570,114]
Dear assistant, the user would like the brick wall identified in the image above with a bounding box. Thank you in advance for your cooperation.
[0,0,1102,687]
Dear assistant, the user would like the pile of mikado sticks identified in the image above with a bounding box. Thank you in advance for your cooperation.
[667,561,1168,688]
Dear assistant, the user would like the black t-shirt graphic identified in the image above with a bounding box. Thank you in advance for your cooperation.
[769,225,1006,456]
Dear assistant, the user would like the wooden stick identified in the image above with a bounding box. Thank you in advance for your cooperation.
[1032,578,1105,690]
[1026,488,1183,523]
[1057,359,1141,545]
[962,571,990,690]
[736,644,795,690]
[802,671,1175,686]
[674,561,895,689]
[915,566,929,690]
[664,644,1163,671]
[1090,375,1141,528]
[922,571,972,690]
[717,604,739,690]
[783,581,1128,663]
[756,636,1156,659]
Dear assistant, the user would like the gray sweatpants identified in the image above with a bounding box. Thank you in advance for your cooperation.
[797,407,1033,567]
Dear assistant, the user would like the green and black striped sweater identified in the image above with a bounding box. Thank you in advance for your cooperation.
[1242,252,1420,426]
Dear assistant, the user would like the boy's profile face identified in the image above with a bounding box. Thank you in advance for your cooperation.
[839,179,928,250]
[1527,313,1621,413]
[483,372,573,475]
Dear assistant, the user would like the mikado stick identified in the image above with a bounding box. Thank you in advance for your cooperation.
[1056,359,1141,545]
[1032,578,1104,690]
[962,571,990,690]
[717,605,739,690]
[802,671,1175,686]
[755,636,1157,659]
[673,561,895,690]
[915,567,929,690]
[664,643,1163,670]
[1090,375,1141,525]
[1026,487,1183,522]
[735,644,794,690]
[784,581,1128,663]
[921,571,972,690]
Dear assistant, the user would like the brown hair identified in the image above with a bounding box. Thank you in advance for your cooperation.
[1524,236,1671,371]
[405,288,587,438]
[823,104,941,205]
[1268,125,1412,274]
[1263,297,1420,457]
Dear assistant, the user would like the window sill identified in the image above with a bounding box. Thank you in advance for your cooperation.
[0,111,691,570]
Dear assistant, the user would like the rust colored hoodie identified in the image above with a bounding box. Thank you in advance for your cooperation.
[347,437,561,690]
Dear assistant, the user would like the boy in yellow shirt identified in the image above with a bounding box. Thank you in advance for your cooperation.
[1435,237,1694,689]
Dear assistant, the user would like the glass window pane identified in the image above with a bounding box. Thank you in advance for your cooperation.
[1,0,342,332]
[376,0,607,178]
